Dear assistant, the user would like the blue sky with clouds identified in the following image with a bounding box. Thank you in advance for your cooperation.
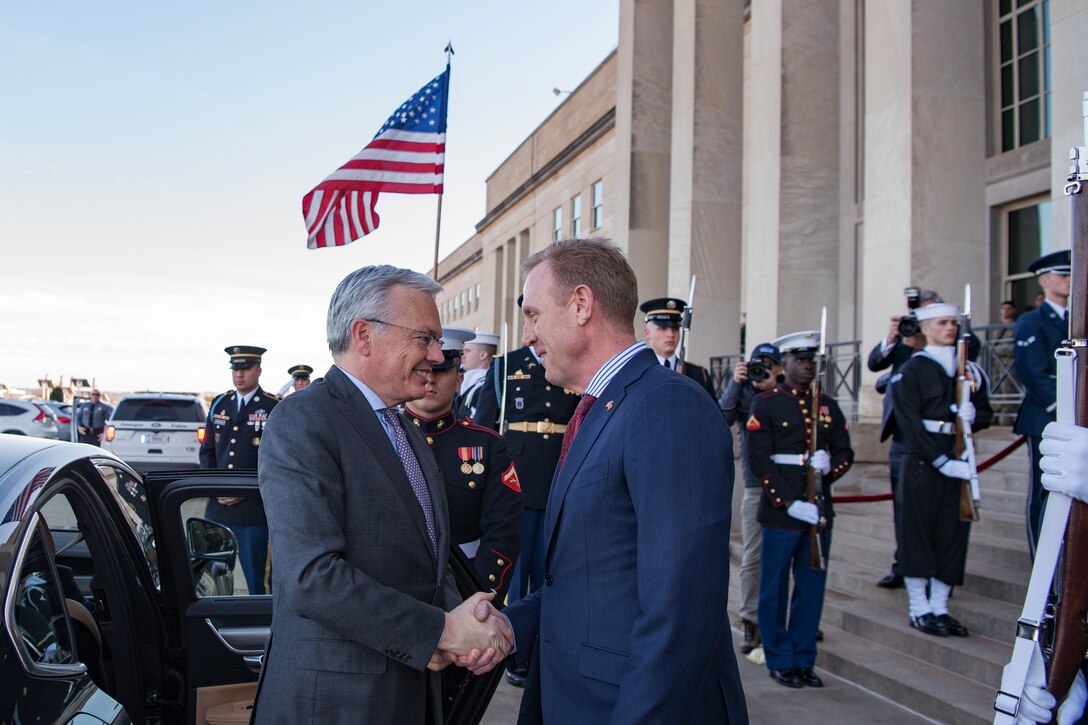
[0,2,618,393]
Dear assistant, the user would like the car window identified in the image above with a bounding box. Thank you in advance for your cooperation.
[182,495,268,597]
[12,523,74,666]
[113,399,204,423]
[95,464,159,590]
[0,402,19,416]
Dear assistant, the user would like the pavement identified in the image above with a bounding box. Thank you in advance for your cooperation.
[479,627,934,724]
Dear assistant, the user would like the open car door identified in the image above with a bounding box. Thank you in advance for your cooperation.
[144,469,503,725]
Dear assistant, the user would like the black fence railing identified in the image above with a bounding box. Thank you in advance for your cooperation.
[709,324,1025,425]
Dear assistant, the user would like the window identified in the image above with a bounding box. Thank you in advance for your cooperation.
[97,464,159,589]
[592,181,603,229]
[113,398,205,423]
[1002,197,1054,311]
[553,207,563,242]
[475,283,481,310]
[996,0,1050,152]
[184,494,269,597]
[571,195,583,238]
[11,520,75,666]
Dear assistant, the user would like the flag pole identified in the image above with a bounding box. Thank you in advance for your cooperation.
[433,42,454,281]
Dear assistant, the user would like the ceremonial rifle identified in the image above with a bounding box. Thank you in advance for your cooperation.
[808,307,829,570]
[955,284,981,522]
[497,321,510,434]
[993,91,1088,723]
[676,275,697,374]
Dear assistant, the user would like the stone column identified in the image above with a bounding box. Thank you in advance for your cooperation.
[1050,0,1088,246]
[860,0,985,421]
[745,0,841,348]
[614,0,673,302]
[668,0,745,362]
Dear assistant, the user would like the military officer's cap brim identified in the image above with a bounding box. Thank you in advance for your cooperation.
[226,345,266,369]
[289,364,313,379]
[1028,249,1071,276]
[640,297,687,327]
[772,330,820,358]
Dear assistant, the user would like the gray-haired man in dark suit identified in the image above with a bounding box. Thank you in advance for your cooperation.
[253,265,513,725]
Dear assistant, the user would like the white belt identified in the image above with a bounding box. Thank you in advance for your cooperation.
[923,420,954,435]
[771,453,807,466]
[459,539,480,558]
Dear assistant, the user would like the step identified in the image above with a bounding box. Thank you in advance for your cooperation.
[815,623,998,725]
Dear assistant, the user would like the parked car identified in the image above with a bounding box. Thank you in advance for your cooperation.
[0,399,59,439]
[0,435,502,724]
[101,392,207,472]
[36,401,74,441]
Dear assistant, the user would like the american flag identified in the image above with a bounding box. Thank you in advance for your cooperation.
[303,65,450,249]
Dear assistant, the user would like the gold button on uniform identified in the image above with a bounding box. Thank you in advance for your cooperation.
[545,402,552,408]
[497,559,504,566]
[233,426,239,432]
[468,481,476,489]
[227,464,234,469]
[543,434,550,440]
[230,438,236,444]
[229,451,235,457]
[488,574,496,582]
[546,385,552,391]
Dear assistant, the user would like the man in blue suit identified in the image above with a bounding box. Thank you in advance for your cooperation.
[1013,249,1071,556]
[500,238,748,724]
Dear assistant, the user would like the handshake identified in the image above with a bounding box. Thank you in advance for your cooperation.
[430,591,516,675]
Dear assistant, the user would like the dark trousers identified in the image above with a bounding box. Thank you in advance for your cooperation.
[887,440,908,573]
[508,507,546,603]
[1027,434,1047,558]
[758,526,830,671]
[895,455,970,584]
[231,524,269,595]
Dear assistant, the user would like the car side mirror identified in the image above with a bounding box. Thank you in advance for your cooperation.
[186,518,237,564]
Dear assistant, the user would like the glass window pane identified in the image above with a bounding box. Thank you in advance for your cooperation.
[187,495,269,597]
[1000,20,1013,62]
[1020,98,1041,145]
[14,527,74,665]
[1018,52,1039,99]
[1000,0,1012,15]
[1001,108,1016,152]
[1016,7,1039,54]
[1007,202,1053,274]
[96,464,158,589]
[1000,63,1015,108]
[1043,0,1050,43]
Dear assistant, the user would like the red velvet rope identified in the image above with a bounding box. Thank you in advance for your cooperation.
[830,435,1029,504]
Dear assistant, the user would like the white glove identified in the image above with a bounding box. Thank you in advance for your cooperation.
[787,500,819,525]
[1016,671,1088,725]
[1040,422,1088,503]
[957,401,976,426]
[1016,683,1055,724]
[938,459,971,480]
[810,450,831,475]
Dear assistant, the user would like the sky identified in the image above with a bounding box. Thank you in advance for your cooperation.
[0,2,619,396]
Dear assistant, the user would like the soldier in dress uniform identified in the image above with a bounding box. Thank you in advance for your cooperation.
[473,305,580,687]
[456,331,499,420]
[404,326,522,599]
[1013,249,1072,556]
[199,345,279,595]
[288,364,313,392]
[747,330,854,689]
[891,303,992,637]
[639,296,717,398]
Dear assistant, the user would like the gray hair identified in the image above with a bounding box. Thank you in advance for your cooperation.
[327,265,442,354]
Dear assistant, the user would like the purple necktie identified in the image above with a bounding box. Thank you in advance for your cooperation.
[380,408,437,554]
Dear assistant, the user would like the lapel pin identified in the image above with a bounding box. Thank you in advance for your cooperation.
[605,400,613,411]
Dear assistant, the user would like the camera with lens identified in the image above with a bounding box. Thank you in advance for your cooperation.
[747,359,770,382]
[897,286,922,338]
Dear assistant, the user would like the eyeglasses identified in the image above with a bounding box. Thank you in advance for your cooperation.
[367,319,442,350]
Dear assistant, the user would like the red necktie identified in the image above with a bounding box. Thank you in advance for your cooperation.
[558,394,597,470]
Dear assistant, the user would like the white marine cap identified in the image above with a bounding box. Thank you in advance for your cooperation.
[914,303,960,321]
[440,326,476,353]
[772,330,820,358]
[467,330,500,347]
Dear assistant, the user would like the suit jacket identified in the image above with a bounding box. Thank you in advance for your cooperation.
[1014,303,1068,436]
[504,349,748,724]
[867,340,914,443]
[253,366,456,725]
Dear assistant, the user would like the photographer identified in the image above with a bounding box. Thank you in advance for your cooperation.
[867,288,940,588]
[719,342,782,656]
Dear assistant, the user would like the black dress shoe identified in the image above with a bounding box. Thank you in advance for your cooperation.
[740,619,760,655]
[769,668,803,688]
[909,613,949,637]
[796,668,824,687]
[815,629,824,642]
[877,573,904,589]
[938,614,969,637]
[505,667,527,688]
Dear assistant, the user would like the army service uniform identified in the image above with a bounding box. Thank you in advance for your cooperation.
[405,407,523,598]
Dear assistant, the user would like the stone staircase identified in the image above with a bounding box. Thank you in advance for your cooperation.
[728,426,1031,725]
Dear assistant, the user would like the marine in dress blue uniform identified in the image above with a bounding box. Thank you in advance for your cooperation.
[1013,250,1072,555]
[404,327,522,599]
[199,345,279,595]
[639,296,717,398]
[746,330,854,688]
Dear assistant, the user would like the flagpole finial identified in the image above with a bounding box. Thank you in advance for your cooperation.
[445,41,454,58]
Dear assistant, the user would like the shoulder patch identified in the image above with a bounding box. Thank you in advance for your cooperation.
[746,413,762,431]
